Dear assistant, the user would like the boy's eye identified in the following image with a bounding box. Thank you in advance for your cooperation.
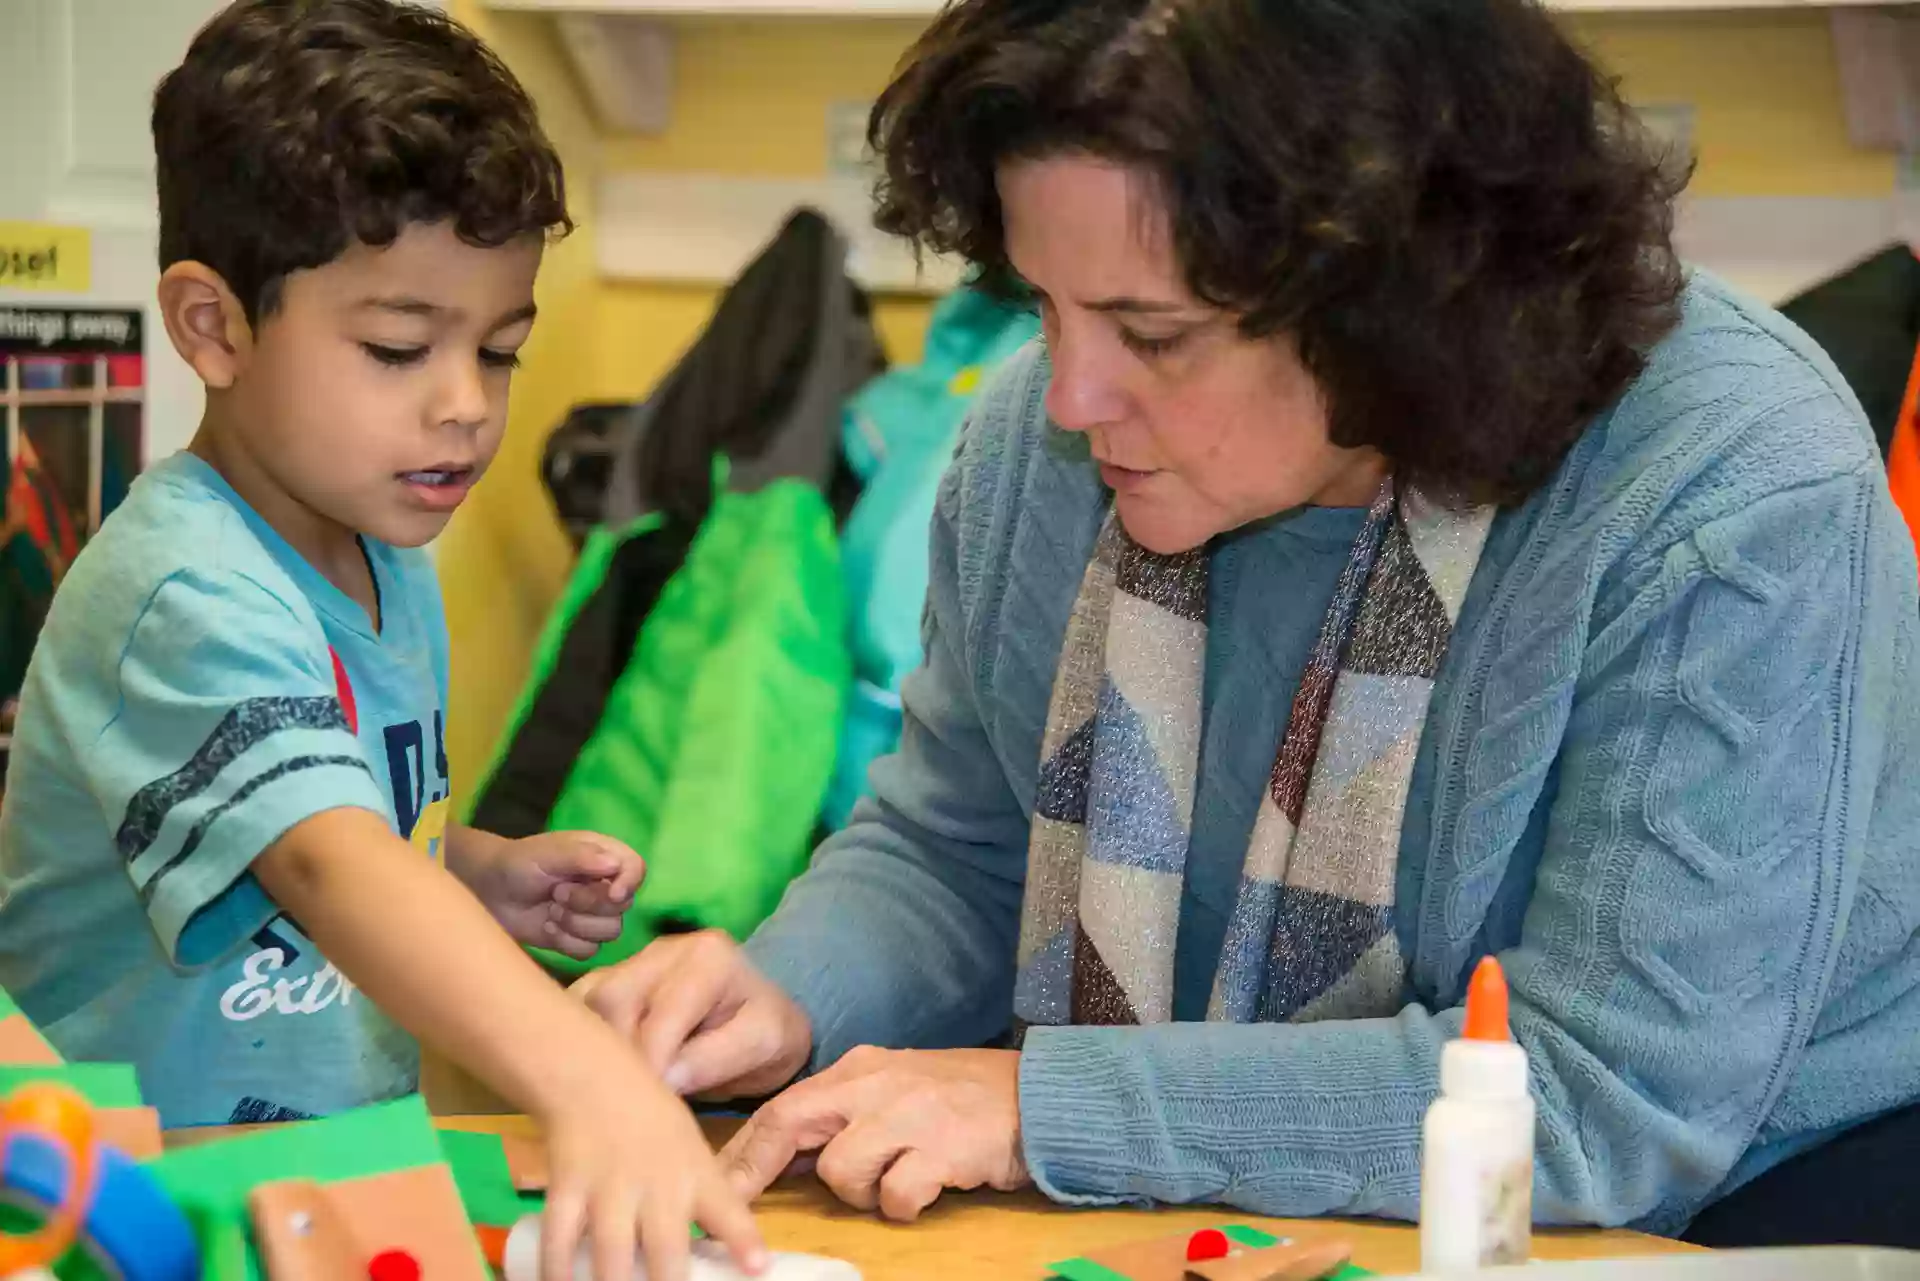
[362,342,427,367]
[480,348,522,371]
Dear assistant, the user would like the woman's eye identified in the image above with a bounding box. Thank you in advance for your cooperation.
[362,343,427,367]
[1121,329,1187,359]
[480,348,522,371]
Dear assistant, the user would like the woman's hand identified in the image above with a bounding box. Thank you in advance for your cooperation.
[719,1047,1029,1221]
[570,930,812,1100]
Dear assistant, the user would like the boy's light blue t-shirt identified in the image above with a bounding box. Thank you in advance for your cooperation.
[0,452,454,1127]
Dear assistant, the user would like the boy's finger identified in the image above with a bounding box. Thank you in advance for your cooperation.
[542,1190,588,1281]
[553,909,624,945]
[557,882,629,917]
[604,851,645,903]
[637,1196,693,1281]
[542,919,600,961]
[537,837,616,879]
[559,833,642,887]
[695,1180,769,1276]
[591,1187,639,1281]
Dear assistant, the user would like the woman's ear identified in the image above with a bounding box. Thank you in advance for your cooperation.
[157,262,251,390]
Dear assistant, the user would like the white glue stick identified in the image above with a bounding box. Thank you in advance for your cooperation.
[496,1215,862,1281]
[1419,955,1535,1274]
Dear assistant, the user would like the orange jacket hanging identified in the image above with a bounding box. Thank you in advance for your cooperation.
[1889,335,1920,569]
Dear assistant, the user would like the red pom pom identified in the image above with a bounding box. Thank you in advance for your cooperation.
[1186,1229,1231,1262]
[367,1249,421,1281]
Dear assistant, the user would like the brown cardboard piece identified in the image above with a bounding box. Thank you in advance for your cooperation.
[0,1013,61,1065]
[250,1164,488,1281]
[250,1180,367,1281]
[1183,1239,1354,1281]
[1076,1231,1353,1281]
[499,1131,549,1192]
[93,1106,163,1161]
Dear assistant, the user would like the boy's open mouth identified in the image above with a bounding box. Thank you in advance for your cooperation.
[399,467,474,488]
[398,465,479,511]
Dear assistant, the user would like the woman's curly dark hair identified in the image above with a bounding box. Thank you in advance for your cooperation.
[871,0,1687,505]
[154,0,571,323]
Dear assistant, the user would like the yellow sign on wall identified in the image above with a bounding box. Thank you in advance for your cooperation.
[0,223,91,293]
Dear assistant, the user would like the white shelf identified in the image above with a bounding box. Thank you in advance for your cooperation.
[598,170,965,293]
[3,388,142,408]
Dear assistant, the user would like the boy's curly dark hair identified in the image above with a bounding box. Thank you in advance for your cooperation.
[871,0,1687,506]
[153,0,571,323]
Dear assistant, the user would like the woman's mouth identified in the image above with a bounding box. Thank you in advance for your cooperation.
[1099,461,1156,492]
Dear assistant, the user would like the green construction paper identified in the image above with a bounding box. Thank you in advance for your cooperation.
[431,1128,712,1241]
[1222,1224,1281,1248]
[151,1094,454,1281]
[0,1063,142,1108]
[198,1210,255,1281]
[1330,1267,1375,1279]
[437,1127,544,1227]
[1048,1260,1135,1281]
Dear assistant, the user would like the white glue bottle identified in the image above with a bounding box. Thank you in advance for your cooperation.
[1419,955,1535,1274]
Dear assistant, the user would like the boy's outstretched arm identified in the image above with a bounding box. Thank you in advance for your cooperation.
[255,806,766,1281]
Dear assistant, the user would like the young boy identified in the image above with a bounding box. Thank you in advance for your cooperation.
[0,2,765,1277]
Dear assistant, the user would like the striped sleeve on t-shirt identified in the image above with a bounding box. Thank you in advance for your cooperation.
[91,570,388,969]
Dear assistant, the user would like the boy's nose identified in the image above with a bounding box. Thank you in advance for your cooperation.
[437,361,490,429]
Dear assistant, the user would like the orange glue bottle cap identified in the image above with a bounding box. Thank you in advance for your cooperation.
[1463,955,1510,1042]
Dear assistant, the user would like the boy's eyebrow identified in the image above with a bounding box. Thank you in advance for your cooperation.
[490,302,539,329]
[351,299,538,329]
[355,296,444,317]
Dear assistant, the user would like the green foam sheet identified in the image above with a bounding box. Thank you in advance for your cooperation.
[1047,1224,1378,1281]
[0,1063,141,1108]
[435,1127,544,1228]
[148,1094,455,1281]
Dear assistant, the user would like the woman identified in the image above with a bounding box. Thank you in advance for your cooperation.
[574,0,1920,1243]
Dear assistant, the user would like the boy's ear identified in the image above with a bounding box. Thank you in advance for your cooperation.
[157,262,252,390]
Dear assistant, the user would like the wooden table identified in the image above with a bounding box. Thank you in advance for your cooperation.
[428,1114,1699,1280]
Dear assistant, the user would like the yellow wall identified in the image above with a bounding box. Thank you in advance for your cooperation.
[1566,11,1894,198]
[441,6,1889,802]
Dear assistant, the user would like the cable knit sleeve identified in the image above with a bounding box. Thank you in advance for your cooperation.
[1020,401,1908,1232]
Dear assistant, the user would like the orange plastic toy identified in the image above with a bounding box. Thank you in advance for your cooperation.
[0,1081,101,1274]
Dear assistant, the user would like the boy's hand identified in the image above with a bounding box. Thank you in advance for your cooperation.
[459,828,644,959]
[255,810,753,1281]
[542,1074,767,1281]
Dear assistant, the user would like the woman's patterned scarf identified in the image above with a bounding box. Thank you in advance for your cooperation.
[1013,482,1493,1030]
